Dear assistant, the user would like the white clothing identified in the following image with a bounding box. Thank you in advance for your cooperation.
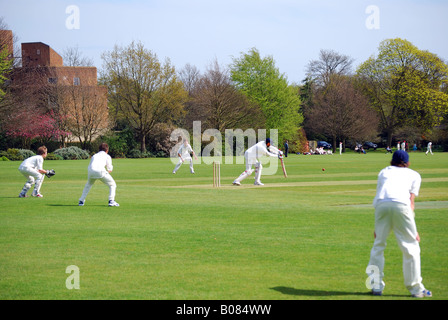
[18,155,45,196]
[426,142,433,155]
[368,165,426,295]
[173,143,195,173]
[233,141,278,185]
[177,143,194,160]
[19,155,44,171]
[88,151,113,179]
[80,151,116,202]
[373,166,421,208]
[245,141,278,164]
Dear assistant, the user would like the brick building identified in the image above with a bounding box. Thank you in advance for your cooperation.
[6,40,109,146]
[0,30,14,59]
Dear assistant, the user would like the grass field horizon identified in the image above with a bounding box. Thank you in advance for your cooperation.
[1,151,447,300]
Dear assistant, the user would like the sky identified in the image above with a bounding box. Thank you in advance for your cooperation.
[1,0,447,84]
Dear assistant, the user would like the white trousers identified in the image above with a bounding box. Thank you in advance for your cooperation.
[367,201,426,295]
[234,157,262,184]
[173,157,194,173]
[80,172,116,202]
[19,167,45,195]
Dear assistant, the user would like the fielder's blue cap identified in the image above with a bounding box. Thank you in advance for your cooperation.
[392,150,409,163]
[266,138,271,145]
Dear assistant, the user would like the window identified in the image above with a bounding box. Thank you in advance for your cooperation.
[37,49,40,55]
[73,77,80,86]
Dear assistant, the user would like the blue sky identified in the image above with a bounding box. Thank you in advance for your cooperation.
[1,0,447,84]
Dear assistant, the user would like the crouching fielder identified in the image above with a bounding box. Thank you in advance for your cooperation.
[18,146,48,198]
[173,139,198,174]
[366,150,431,298]
[233,138,282,186]
[79,143,119,207]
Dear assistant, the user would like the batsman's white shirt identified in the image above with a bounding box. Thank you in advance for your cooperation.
[19,155,44,171]
[245,141,277,164]
[88,151,113,178]
[373,166,421,208]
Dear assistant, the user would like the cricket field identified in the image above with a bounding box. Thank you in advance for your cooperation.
[1,152,447,300]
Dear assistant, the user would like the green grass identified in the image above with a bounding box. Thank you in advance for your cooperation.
[1,152,447,300]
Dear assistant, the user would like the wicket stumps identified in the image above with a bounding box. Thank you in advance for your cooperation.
[213,161,221,188]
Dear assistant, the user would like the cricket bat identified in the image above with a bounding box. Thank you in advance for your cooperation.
[280,157,287,178]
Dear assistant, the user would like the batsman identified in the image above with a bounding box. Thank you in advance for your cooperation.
[232,138,284,186]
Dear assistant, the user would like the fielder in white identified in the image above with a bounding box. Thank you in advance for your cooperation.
[425,141,433,155]
[232,138,282,186]
[79,143,119,207]
[173,139,198,174]
[18,146,48,198]
[366,150,432,298]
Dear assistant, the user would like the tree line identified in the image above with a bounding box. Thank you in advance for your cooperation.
[1,24,448,156]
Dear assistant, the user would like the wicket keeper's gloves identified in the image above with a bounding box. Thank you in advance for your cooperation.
[45,169,56,178]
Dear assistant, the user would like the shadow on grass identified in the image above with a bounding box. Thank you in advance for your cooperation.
[271,286,408,298]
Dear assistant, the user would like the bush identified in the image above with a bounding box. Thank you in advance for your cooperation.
[100,128,138,158]
[127,149,155,158]
[18,149,36,159]
[53,146,90,160]
[46,153,63,160]
[1,156,9,161]
[0,148,24,161]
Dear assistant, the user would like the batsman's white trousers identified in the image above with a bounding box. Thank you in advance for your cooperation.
[367,201,426,295]
[19,167,44,195]
[80,171,116,202]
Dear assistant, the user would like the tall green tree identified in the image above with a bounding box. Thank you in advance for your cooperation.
[357,38,448,146]
[0,47,12,100]
[101,41,188,152]
[230,48,303,145]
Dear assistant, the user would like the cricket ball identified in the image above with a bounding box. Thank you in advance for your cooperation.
[322,168,325,171]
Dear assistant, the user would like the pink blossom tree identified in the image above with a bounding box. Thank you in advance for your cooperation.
[4,109,70,149]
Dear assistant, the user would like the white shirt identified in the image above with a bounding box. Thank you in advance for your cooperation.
[373,166,421,208]
[19,155,44,171]
[88,151,113,178]
[178,143,193,160]
[245,141,278,163]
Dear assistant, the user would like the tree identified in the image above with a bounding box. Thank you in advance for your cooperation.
[230,48,303,144]
[101,41,188,152]
[307,75,379,151]
[3,108,69,149]
[0,47,11,100]
[306,49,354,87]
[62,45,94,67]
[191,60,264,132]
[357,38,448,146]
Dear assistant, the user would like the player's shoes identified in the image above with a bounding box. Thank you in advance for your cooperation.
[32,192,43,198]
[254,181,264,186]
[19,193,28,198]
[412,290,432,298]
[232,181,241,186]
[371,289,382,296]
[78,200,85,206]
[109,200,120,207]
